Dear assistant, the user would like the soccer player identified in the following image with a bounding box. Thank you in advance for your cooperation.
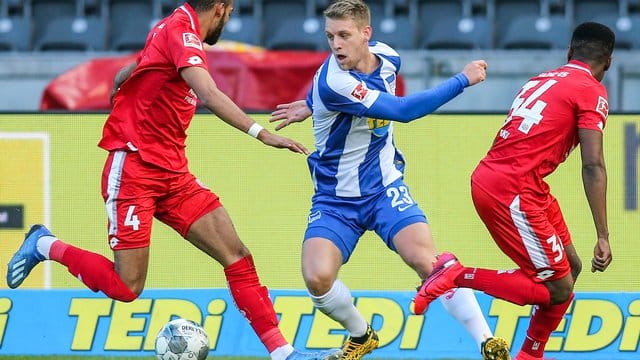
[5,1,342,359]
[269,1,509,359]
[414,22,615,360]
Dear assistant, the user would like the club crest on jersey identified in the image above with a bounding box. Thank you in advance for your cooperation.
[351,82,368,101]
[182,32,203,50]
[596,96,609,119]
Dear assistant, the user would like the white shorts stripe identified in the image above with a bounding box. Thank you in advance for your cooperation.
[105,151,126,236]
[509,195,550,269]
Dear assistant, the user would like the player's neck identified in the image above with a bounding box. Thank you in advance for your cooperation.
[354,52,379,75]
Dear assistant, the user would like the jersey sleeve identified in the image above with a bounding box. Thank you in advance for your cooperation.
[319,71,381,117]
[165,25,209,71]
[576,84,608,131]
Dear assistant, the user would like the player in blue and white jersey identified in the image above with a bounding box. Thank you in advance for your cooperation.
[270,1,510,360]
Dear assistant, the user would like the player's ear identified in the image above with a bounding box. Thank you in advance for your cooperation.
[604,57,611,71]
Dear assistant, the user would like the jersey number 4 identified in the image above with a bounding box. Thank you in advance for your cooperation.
[505,79,558,134]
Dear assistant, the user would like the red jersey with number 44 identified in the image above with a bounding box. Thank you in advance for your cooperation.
[472,60,609,207]
[99,4,208,172]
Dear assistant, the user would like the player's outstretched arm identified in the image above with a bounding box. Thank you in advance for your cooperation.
[181,66,309,155]
[578,128,611,272]
[269,100,312,131]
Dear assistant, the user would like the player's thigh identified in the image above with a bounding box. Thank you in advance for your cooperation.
[155,174,246,267]
[101,151,158,290]
[304,195,364,264]
[187,206,250,267]
[472,185,571,282]
[547,196,581,278]
[370,178,428,251]
[392,222,437,279]
[302,237,343,295]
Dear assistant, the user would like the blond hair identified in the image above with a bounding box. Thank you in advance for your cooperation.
[323,0,370,28]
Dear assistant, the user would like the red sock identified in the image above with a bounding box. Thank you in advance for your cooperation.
[224,255,286,353]
[455,268,551,306]
[521,293,574,358]
[59,244,138,302]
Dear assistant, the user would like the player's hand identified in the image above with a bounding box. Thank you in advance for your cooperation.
[591,236,612,272]
[259,131,310,155]
[462,60,487,86]
[269,100,312,131]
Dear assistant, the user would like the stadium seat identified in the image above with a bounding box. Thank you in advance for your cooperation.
[31,0,77,45]
[262,0,307,44]
[265,16,328,51]
[220,15,262,46]
[417,0,463,46]
[492,0,541,43]
[109,1,154,51]
[373,16,416,50]
[498,15,570,49]
[591,13,640,50]
[421,16,492,50]
[0,16,31,51]
[572,0,619,25]
[34,16,105,51]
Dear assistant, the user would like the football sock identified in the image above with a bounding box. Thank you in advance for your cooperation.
[269,344,294,360]
[455,268,551,306]
[521,293,574,358]
[35,235,60,260]
[224,255,287,353]
[309,279,369,338]
[439,287,493,351]
[60,244,138,302]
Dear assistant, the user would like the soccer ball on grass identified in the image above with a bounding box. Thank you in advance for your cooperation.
[155,318,210,360]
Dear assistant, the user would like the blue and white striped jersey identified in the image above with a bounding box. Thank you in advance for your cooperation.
[306,41,469,197]
[306,41,403,197]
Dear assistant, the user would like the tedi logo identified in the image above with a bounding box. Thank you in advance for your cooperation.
[625,123,639,210]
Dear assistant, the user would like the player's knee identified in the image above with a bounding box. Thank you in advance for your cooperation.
[547,280,574,304]
[304,272,334,296]
[570,260,582,281]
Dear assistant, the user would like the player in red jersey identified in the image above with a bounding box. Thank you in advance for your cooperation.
[413,22,615,360]
[6,1,341,359]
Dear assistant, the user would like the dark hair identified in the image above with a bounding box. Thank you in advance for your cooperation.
[570,22,615,64]
[186,0,230,12]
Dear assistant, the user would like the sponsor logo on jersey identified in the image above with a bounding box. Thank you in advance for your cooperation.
[187,55,203,66]
[351,82,368,101]
[596,96,609,120]
[182,32,203,50]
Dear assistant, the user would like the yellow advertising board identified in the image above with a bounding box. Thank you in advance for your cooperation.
[0,113,638,292]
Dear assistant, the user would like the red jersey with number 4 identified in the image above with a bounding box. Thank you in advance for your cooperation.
[472,60,609,207]
[99,4,208,172]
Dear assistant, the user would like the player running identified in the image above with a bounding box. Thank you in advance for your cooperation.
[6,1,341,359]
[270,1,509,359]
[414,22,615,360]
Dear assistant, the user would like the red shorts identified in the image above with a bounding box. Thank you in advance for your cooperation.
[101,151,222,250]
[471,183,572,282]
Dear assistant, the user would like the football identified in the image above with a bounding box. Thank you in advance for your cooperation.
[155,318,210,360]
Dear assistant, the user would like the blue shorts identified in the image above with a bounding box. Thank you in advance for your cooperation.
[304,177,427,263]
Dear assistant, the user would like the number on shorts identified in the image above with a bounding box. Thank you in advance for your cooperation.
[547,234,564,263]
[124,205,140,231]
[386,186,415,211]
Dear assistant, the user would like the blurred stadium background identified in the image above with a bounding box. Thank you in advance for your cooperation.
[0,0,640,111]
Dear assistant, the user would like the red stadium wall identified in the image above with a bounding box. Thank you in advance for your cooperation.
[40,49,405,112]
